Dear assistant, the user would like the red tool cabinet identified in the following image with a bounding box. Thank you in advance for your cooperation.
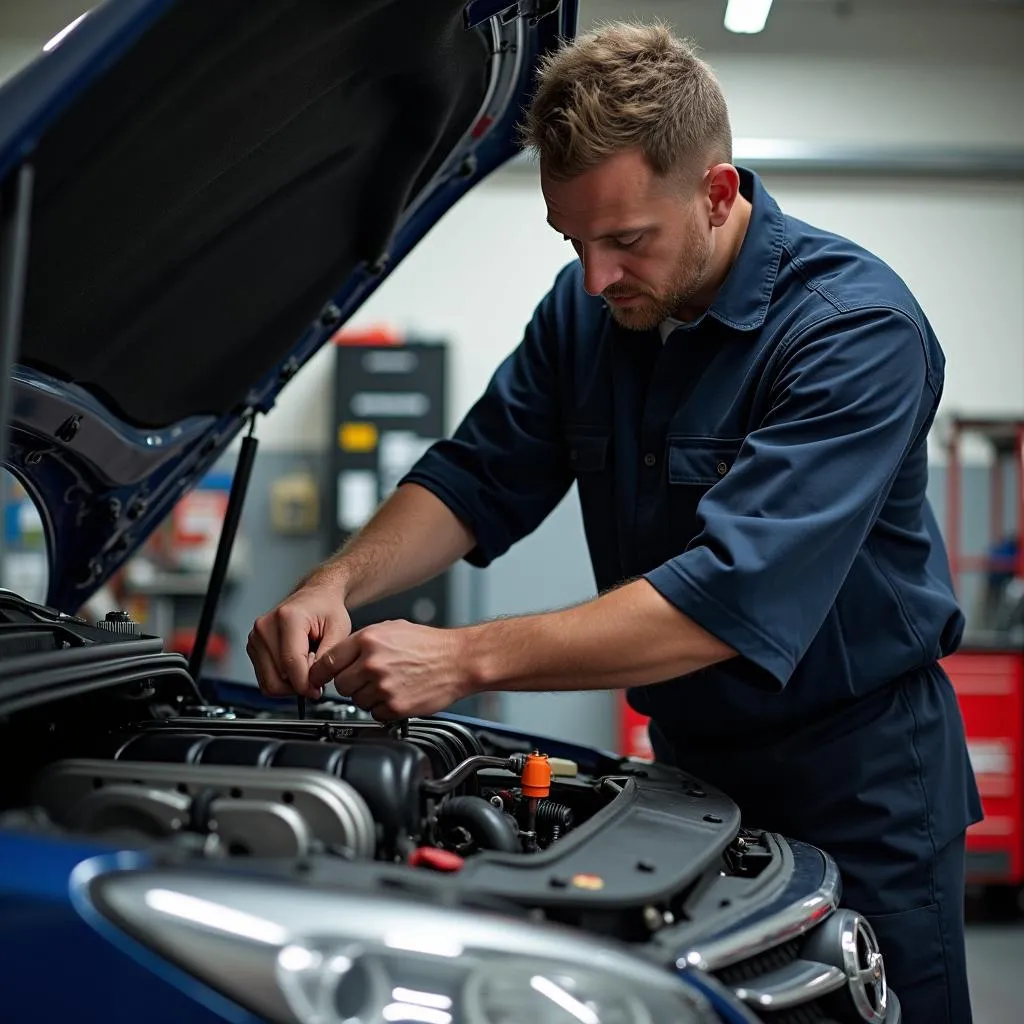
[943,650,1023,884]
[944,417,1024,891]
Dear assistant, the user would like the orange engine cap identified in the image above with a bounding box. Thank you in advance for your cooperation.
[521,751,551,799]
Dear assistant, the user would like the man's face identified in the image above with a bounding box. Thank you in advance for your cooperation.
[541,148,715,331]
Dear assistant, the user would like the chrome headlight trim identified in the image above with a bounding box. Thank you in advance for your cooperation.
[91,869,724,1024]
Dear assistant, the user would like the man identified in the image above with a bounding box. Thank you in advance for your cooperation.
[248,22,981,1022]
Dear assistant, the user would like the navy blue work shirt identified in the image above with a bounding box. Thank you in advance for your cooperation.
[403,168,982,860]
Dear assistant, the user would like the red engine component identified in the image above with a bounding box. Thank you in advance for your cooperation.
[409,847,465,872]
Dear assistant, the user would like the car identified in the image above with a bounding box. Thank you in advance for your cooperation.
[0,2,898,1022]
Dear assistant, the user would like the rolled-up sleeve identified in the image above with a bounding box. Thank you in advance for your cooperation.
[644,306,937,686]
[400,282,572,568]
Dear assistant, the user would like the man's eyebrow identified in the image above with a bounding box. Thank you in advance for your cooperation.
[546,218,653,240]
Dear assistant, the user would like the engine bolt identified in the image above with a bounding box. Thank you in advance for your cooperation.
[643,906,665,932]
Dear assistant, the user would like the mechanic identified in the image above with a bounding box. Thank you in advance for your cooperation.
[248,22,981,1022]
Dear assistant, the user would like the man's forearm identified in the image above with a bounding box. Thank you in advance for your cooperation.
[461,578,736,693]
[303,483,476,609]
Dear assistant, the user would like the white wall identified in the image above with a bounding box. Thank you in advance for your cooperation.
[0,40,40,85]
[605,0,1024,149]
[264,166,1024,454]
[762,175,1024,427]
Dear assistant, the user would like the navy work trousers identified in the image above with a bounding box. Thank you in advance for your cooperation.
[653,667,979,1023]
[838,831,971,1023]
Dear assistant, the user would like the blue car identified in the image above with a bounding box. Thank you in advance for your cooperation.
[0,2,898,1022]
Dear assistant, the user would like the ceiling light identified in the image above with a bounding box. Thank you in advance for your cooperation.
[43,11,90,52]
[724,0,774,34]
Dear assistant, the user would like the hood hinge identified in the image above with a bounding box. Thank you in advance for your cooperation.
[464,0,560,30]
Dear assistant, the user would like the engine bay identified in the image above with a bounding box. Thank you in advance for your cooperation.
[0,602,781,947]
[30,714,590,864]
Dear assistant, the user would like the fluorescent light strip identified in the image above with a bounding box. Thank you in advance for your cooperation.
[724,0,774,34]
[43,11,90,52]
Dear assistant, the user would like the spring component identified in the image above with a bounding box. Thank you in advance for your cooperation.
[536,800,574,845]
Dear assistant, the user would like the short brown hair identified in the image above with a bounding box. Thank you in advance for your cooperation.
[518,21,732,181]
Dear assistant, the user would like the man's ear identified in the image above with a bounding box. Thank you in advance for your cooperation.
[705,164,741,227]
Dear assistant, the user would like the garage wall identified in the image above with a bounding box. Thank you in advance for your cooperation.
[0,40,40,85]
[2,2,1022,750]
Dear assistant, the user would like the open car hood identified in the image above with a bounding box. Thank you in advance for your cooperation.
[0,0,575,612]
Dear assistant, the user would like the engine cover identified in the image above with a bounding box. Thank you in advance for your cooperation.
[31,759,376,858]
[113,731,430,840]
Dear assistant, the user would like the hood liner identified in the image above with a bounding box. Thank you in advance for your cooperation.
[18,0,488,429]
[0,0,577,611]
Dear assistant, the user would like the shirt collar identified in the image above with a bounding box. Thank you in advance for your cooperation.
[705,167,786,332]
[663,167,785,338]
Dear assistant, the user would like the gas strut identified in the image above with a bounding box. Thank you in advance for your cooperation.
[189,416,259,680]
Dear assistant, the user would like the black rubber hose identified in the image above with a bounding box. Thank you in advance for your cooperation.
[437,796,520,853]
[536,800,574,831]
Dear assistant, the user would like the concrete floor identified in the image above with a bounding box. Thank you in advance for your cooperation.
[967,924,1023,1023]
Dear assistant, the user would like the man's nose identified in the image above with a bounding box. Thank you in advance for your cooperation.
[580,248,623,297]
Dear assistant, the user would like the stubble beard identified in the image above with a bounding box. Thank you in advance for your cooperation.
[605,232,715,332]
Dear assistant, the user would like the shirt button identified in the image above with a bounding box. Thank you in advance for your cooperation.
[644,453,657,467]
[716,461,728,476]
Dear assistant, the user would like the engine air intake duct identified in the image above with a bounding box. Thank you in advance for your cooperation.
[436,796,520,853]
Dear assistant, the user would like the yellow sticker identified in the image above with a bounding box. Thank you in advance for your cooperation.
[571,873,605,891]
[339,422,379,452]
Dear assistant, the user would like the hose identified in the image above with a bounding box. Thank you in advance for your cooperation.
[536,800,574,844]
[421,756,511,795]
[437,796,520,853]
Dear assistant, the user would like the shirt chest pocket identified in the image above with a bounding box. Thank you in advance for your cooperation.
[567,433,609,474]
[667,435,743,541]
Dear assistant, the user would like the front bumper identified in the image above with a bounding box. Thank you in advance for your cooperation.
[663,838,903,1022]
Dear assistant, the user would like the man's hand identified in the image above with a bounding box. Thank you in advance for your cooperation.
[309,620,471,720]
[247,582,352,699]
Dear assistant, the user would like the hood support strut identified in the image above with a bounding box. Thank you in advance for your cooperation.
[188,416,259,680]
[0,162,33,501]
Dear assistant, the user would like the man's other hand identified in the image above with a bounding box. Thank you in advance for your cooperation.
[247,582,352,699]
[309,620,471,720]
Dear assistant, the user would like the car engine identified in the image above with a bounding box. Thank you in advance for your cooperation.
[25,710,590,866]
[4,600,881,1024]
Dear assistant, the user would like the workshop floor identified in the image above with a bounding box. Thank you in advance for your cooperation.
[967,924,1023,1022]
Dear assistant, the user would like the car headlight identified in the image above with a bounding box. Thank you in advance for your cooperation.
[89,870,720,1024]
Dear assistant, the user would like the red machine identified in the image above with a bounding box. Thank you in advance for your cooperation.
[941,417,1024,896]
